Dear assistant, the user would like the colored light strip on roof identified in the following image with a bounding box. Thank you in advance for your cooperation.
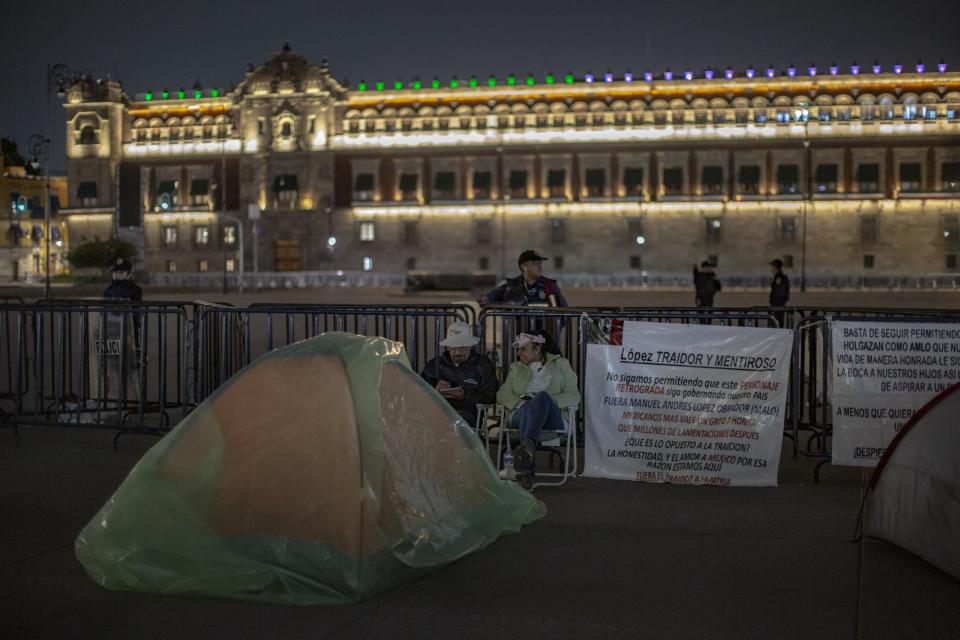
[137,89,222,101]
[345,59,951,95]
[344,75,960,109]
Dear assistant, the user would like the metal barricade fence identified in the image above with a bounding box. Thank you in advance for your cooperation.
[193,301,236,403]
[788,307,960,464]
[7,295,954,473]
[35,299,197,422]
[791,312,960,483]
[0,301,191,446]
[0,297,25,439]
[247,302,477,327]
[1,297,25,404]
[193,304,472,403]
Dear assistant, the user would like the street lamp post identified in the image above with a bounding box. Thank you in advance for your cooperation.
[34,63,77,298]
[796,106,811,293]
[27,133,50,296]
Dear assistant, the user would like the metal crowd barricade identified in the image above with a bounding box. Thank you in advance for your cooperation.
[479,305,778,371]
[788,308,960,444]
[247,302,477,327]
[193,303,472,403]
[791,311,960,483]
[0,301,191,447]
[192,301,238,403]
[1,296,25,399]
[0,296,26,439]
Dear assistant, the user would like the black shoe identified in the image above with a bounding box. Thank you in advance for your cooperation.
[517,472,535,491]
[513,445,536,490]
[513,445,533,473]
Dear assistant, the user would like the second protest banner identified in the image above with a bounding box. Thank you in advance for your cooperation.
[585,321,793,486]
[830,321,960,467]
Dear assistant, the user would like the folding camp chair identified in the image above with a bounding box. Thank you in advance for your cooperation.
[472,403,499,440]
[495,404,578,488]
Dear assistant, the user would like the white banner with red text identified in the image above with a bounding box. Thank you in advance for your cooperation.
[584,321,793,486]
[830,321,960,467]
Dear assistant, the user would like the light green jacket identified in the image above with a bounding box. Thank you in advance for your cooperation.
[496,353,581,410]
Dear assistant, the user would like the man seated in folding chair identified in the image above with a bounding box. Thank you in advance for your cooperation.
[420,321,499,430]
[496,330,580,490]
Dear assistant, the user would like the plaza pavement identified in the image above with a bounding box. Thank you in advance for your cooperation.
[1,424,957,640]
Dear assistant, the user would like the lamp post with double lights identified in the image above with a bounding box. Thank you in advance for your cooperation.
[32,63,79,298]
[795,105,811,292]
[27,133,52,295]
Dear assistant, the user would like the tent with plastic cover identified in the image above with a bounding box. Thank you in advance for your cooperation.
[76,332,545,604]
[863,381,960,581]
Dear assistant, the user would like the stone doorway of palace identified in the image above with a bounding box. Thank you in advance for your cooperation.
[273,240,301,271]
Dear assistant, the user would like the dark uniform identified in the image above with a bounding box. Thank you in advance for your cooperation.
[483,275,568,307]
[101,261,144,375]
[769,270,790,306]
[420,350,499,426]
[103,258,143,302]
[769,269,790,328]
[693,266,722,308]
[102,279,143,302]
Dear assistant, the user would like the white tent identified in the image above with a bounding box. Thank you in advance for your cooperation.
[864,382,960,581]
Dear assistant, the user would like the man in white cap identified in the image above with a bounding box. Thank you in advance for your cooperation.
[420,322,499,426]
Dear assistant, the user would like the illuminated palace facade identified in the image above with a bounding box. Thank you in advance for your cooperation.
[61,46,960,285]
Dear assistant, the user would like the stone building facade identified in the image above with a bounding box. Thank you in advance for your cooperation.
[1,159,68,282]
[59,47,960,286]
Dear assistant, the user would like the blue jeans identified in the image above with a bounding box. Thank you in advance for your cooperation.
[510,391,564,452]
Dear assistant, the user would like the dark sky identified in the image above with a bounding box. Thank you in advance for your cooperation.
[4,0,959,172]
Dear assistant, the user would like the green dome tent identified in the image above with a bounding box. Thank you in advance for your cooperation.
[76,332,544,604]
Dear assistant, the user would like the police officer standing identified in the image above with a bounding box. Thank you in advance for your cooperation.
[480,250,568,307]
[693,261,722,308]
[98,258,143,409]
[768,258,790,327]
[102,259,143,302]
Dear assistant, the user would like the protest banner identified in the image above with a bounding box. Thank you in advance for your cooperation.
[585,321,792,486]
[831,321,960,466]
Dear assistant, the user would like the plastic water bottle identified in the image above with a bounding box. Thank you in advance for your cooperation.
[502,449,515,480]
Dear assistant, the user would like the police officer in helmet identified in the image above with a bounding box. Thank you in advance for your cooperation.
[102,258,143,302]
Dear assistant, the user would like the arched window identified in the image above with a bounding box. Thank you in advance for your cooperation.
[79,125,98,145]
[281,121,292,137]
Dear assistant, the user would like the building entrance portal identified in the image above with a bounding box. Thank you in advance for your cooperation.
[274,240,301,271]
